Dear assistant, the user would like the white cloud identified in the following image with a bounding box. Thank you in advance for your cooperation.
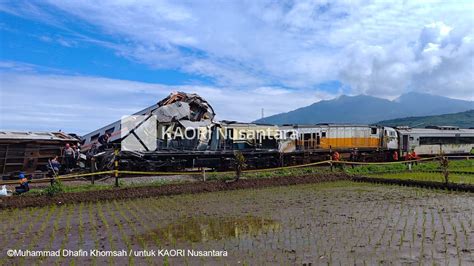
[1,0,473,126]
[3,0,471,99]
[0,69,332,134]
[36,0,473,99]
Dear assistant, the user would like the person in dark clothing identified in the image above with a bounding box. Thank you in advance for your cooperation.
[64,143,75,172]
[98,133,111,152]
[49,155,61,174]
[15,173,29,194]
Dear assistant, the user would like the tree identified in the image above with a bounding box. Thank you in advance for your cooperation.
[439,156,449,185]
[233,151,247,181]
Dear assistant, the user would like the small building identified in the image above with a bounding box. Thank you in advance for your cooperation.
[0,131,78,178]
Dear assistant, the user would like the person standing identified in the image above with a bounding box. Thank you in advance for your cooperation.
[64,143,75,172]
[98,133,111,152]
[392,151,399,161]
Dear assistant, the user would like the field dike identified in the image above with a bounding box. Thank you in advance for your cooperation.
[0,173,349,209]
[2,173,473,209]
[353,176,474,192]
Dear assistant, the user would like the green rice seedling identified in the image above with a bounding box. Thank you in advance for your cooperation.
[127,200,163,247]
[97,201,116,265]
[459,218,468,248]
[0,207,25,246]
[87,202,99,266]
[107,200,134,265]
[419,208,427,263]
[37,204,65,265]
[56,204,75,265]
[112,200,145,244]
[1,207,20,242]
[78,202,85,247]
[2,206,47,263]
[18,205,57,265]
[399,213,409,250]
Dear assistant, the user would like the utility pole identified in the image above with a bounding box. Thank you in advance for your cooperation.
[261,108,264,119]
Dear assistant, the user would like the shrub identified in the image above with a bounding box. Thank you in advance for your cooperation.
[44,180,64,197]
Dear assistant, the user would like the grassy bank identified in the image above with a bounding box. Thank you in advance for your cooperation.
[17,159,474,196]
[364,172,473,184]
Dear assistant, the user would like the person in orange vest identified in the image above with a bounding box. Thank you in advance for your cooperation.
[392,151,399,161]
[411,150,419,165]
[405,152,412,161]
[332,151,340,161]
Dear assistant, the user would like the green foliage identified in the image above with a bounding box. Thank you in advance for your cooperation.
[439,157,450,184]
[44,180,64,197]
[378,110,474,128]
[345,163,406,175]
[365,172,473,184]
[345,159,474,175]
[234,151,247,180]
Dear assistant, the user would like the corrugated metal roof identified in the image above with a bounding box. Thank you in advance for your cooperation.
[0,131,78,141]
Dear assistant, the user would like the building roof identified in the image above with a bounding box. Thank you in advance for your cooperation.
[0,131,78,141]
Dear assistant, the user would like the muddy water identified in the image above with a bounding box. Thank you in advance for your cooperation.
[138,216,281,243]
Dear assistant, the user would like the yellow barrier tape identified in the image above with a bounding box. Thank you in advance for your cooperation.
[117,160,333,176]
[243,160,332,173]
[56,170,115,179]
[118,170,204,176]
[0,155,469,185]
[334,156,440,165]
[0,171,115,185]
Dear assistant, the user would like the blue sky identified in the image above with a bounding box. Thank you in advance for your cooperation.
[0,1,473,134]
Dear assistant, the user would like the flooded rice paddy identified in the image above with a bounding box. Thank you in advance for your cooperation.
[1,181,473,265]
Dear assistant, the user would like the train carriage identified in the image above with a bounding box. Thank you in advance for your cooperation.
[397,126,474,156]
[279,124,398,152]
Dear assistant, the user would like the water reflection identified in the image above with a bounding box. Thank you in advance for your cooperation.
[138,215,281,243]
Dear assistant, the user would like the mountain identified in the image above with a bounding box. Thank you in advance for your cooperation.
[376,110,474,128]
[254,92,474,125]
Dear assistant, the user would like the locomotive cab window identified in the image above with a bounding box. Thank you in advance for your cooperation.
[370,128,377,135]
[321,132,326,138]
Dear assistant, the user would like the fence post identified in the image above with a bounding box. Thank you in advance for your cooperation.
[114,149,119,187]
[202,168,206,181]
[90,157,96,185]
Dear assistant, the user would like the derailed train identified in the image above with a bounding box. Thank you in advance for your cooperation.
[81,92,474,171]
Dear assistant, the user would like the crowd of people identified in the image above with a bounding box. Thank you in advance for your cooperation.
[11,138,111,195]
[48,143,82,174]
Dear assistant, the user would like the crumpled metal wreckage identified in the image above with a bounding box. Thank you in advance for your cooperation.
[92,92,220,171]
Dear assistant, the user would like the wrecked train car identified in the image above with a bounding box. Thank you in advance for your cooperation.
[0,131,78,178]
[82,92,285,171]
[82,91,216,153]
